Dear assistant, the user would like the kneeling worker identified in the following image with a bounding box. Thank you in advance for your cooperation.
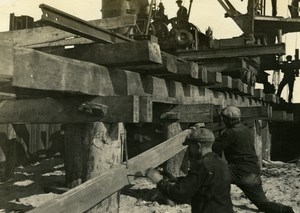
[147,128,234,213]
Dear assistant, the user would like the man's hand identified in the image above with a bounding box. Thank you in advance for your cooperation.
[146,168,163,184]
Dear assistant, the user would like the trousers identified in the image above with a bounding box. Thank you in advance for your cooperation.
[228,164,294,213]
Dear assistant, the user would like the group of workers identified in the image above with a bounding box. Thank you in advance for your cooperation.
[147,106,295,213]
[245,0,300,18]
[153,0,188,24]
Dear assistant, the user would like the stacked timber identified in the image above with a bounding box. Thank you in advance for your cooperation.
[0,6,294,213]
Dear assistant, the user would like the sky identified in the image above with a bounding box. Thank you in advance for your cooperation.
[0,0,299,102]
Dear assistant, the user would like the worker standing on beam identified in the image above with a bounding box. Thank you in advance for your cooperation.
[147,128,234,213]
[277,55,298,103]
[213,106,295,213]
[176,0,188,22]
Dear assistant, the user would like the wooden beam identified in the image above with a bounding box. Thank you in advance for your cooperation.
[29,166,129,213]
[89,15,136,30]
[176,43,285,61]
[58,41,162,67]
[265,94,277,103]
[208,75,232,91]
[0,44,13,78]
[121,52,177,75]
[199,58,248,72]
[239,106,272,119]
[0,92,16,100]
[271,110,287,121]
[12,47,115,96]
[254,89,265,100]
[286,113,294,121]
[154,103,216,123]
[207,71,222,84]
[0,96,151,123]
[29,125,196,213]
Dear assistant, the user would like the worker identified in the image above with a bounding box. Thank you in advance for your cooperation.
[153,2,168,24]
[176,0,188,22]
[147,127,234,213]
[289,0,299,18]
[277,55,298,103]
[271,0,277,16]
[213,106,295,213]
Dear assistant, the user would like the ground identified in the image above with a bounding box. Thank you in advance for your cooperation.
[0,157,299,213]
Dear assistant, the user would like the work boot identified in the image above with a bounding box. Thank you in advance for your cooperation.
[281,206,295,213]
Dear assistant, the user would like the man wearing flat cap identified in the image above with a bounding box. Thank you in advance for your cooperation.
[176,0,188,22]
[213,106,295,213]
[147,127,234,213]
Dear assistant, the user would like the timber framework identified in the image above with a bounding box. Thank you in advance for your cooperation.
[0,2,299,213]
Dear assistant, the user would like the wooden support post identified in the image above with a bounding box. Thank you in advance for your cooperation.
[254,120,263,167]
[162,123,187,177]
[261,121,271,160]
[65,122,125,212]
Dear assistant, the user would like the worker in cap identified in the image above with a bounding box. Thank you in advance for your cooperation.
[176,0,188,22]
[153,2,168,24]
[277,55,298,103]
[213,106,295,213]
[147,127,234,213]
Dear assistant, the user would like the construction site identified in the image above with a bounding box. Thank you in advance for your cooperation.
[0,0,300,212]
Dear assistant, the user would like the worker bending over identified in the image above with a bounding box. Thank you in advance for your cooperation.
[147,128,234,213]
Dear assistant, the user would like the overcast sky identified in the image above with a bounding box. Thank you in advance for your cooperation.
[0,0,299,102]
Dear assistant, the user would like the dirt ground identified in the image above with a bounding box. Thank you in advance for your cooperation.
[0,157,299,213]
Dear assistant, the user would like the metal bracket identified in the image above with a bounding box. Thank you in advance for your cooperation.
[39,4,133,44]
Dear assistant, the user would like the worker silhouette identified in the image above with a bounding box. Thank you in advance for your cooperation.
[277,55,298,103]
[176,0,188,22]
[289,0,299,18]
[153,3,168,24]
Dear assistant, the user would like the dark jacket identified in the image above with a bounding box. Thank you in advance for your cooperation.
[157,152,234,213]
[213,122,260,174]
[177,6,188,21]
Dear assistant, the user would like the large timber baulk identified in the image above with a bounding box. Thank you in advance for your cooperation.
[0,3,295,213]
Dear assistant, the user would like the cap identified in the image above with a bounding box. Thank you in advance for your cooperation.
[158,3,164,8]
[183,128,215,145]
[221,106,241,119]
[176,0,183,3]
[286,55,292,61]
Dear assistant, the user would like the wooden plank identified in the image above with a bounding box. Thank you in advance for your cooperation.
[12,48,115,96]
[199,58,247,72]
[239,106,272,119]
[29,166,129,213]
[0,92,16,100]
[176,43,286,61]
[29,125,197,213]
[89,15,136,30]
[286,113,294,121]
[232,78,244,93]
[265,94,277,103]
[0,44,13,78]
[59,41,162,67]
[208,75,232,91]
[0,16,135,49]
[154,103,215,123]
[121,52,177,75]
[254,89,265,100]
[271,110,287,121]
[207,71,222,84]
[0,96,151,123]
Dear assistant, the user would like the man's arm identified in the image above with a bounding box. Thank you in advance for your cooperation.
[212,129,234,157]
[157,167,208,202]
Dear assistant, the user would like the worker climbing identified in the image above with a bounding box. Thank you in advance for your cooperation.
[277,55,299,103]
